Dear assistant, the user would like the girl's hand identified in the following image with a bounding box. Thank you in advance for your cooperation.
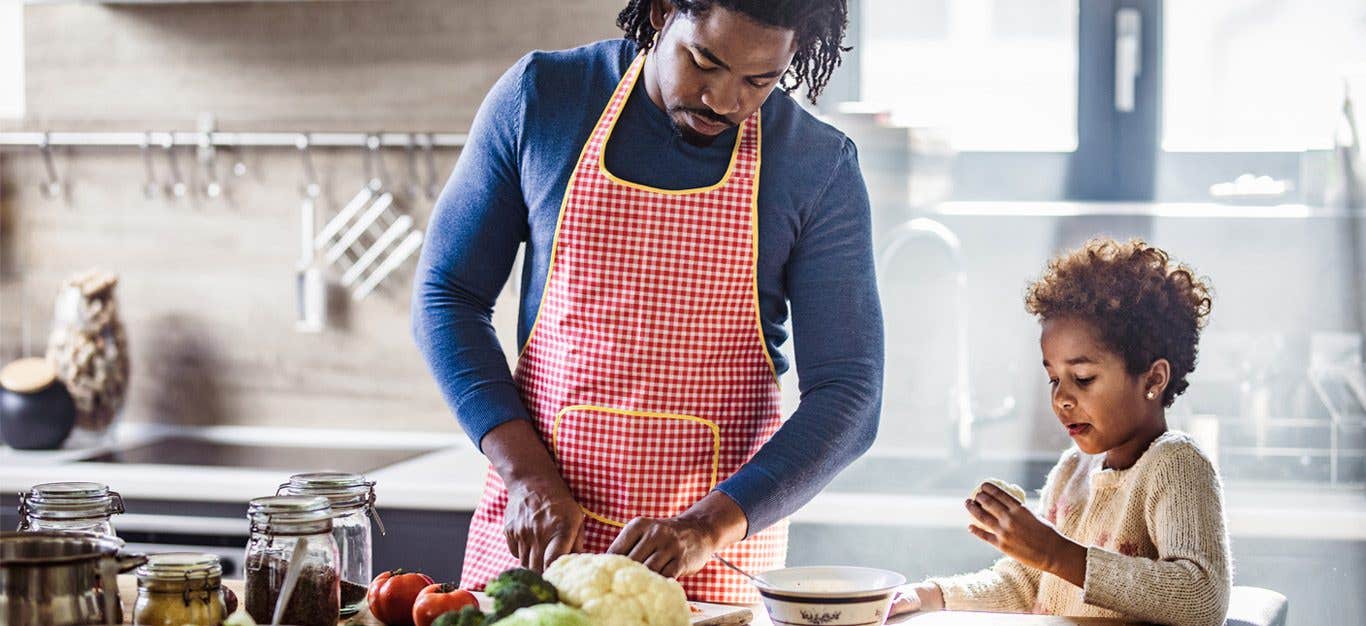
[966,482,1086,585]
[889,582,944,617]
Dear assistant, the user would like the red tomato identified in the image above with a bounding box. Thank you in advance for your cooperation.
[412,583,479,626]
[367,569,436,625]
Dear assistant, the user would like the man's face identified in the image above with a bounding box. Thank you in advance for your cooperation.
[646,1,797,146]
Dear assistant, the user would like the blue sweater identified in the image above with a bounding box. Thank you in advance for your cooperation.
[412,39,883,534]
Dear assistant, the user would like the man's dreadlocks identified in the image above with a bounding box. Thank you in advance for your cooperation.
[616,0,850,104]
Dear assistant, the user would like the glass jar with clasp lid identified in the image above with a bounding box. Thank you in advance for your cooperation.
[18,481,125,538]
[278,472,384,617]
[132,552,227,626]
[244,495,340,626]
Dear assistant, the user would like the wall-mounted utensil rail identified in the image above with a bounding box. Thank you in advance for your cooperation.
[0,131,466,149]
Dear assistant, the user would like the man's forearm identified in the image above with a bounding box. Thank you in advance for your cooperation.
[481,419,569,493]
[679,491,749,550]
[714,376,881,535]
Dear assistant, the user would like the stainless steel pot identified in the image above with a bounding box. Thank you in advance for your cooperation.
[0,531,147,626]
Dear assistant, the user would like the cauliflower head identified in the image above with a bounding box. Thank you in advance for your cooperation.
[495,603,591,626]
[542,554,690,626]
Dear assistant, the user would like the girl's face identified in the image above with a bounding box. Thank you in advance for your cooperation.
[1040,317,1165,456]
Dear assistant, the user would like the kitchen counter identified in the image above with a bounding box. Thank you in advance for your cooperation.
[0,422,487,512]
[4,422,1365,542]
[114,576,1136,626]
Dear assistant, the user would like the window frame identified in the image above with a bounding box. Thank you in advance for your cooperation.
[835,0,1315,203]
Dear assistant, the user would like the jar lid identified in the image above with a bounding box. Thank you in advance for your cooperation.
[21,482,124,520]
[247,495,333,532]
[0,358,56,393]
[31,481,109,500]
[136,552,222,583]
[279,472,374,511]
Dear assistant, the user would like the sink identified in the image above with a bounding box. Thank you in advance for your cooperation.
[82,435,433,474]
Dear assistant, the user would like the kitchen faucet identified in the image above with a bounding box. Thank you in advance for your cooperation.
[877,217,1016,458]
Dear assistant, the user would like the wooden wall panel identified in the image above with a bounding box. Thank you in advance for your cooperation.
[2,0,621,431]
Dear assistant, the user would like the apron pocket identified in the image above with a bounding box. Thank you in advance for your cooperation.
[550,405,720,527]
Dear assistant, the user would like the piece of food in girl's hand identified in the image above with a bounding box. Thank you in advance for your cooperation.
[969,478,1027,529]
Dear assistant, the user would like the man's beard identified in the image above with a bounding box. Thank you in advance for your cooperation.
[668,106,736,148]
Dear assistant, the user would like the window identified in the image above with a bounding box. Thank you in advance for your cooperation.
[853,0,1366,201]
[860,0,1079,151]
[1164,0,1366,151]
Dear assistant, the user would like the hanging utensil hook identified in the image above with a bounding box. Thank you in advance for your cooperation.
[362,133,386,191]
[198,129,222,198]
[140,132,160,199]
[162,134,188,199]
[37,132,63,199]
[296,133,321,200]
[420,132,440,200]
[403,133,423,204]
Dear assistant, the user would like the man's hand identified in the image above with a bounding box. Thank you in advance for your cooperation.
[504,476,585,572]
[607,516,717,578]
[966,482,1087,587]
[608,491,749,578]
[482,419,586,572]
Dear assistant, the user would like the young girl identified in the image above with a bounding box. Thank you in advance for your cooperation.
[893,238,1232,626]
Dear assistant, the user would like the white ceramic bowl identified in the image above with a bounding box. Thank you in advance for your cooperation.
[755,566,906,626]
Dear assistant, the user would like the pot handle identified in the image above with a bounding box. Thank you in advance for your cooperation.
[115,550,148,573]
[98,554,142,626]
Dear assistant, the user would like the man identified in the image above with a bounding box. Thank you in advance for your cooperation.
[413,0,882,604]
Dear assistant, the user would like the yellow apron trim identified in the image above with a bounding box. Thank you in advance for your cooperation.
[748,118,780,387]
[581,507,627,528]
[519,52,762,358]
[550,404,722,528]
[517,54,637,357]
[596,55,746,196]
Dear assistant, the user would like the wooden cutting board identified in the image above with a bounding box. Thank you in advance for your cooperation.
[117,576,753,625]
[687,600,754,626]
[462,591,752,626]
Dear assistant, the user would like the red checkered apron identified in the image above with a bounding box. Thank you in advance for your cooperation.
[459,53,787,604]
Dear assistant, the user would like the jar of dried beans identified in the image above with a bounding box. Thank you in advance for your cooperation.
[243,496,340,626]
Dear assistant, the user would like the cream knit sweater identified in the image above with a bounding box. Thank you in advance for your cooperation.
[926,431,1232,626]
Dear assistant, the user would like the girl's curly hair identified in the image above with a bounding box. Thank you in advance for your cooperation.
[616,0,850,104]
[1025,238,1214,407]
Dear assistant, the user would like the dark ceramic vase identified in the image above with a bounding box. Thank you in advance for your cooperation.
[0,378,77,450]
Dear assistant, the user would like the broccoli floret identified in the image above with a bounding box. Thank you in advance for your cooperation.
[491,585,549,620]
[432,606,488,626]
[485,567,559,619]
[485,568,558,605]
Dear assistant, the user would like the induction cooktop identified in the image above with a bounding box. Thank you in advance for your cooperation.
[84,436,432,473]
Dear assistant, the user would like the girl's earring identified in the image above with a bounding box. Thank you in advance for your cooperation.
[1146,390,1156,400]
